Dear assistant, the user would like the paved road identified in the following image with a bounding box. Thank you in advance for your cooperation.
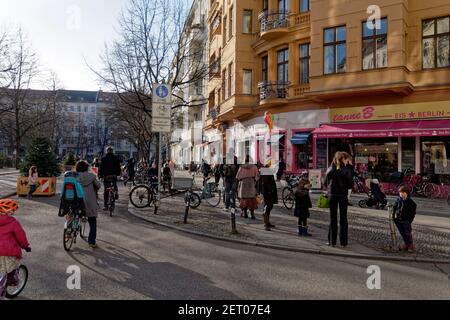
[0,172,19,198]
[8,186,450,300]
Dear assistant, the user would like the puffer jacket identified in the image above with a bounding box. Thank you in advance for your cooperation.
[0,215,30,259]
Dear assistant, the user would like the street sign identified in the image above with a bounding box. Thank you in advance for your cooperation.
[153,103,171,118]
[151,117,171,133]
[153,84,172,104]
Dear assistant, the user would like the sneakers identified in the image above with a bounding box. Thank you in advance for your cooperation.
[89,243,98,249]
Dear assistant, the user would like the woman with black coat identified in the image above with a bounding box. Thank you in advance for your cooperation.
[258,166,278,231]
[325,152,353,247]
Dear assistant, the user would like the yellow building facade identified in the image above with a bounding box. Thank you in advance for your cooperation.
[203,0,450,191]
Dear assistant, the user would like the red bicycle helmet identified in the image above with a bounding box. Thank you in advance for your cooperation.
[0,199,19,214]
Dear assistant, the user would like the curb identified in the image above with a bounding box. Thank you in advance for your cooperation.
[0,171,19,176]
[0,192,17,199]
[127,207,450,264]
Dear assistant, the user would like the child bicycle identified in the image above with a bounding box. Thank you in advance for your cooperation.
[63,207,87,251]
[3,247,31,299]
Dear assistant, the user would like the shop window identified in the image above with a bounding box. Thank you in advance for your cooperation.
[421,137,450,184]
[401,138,416,173]
[354,140,398,182]
[291,132,312,170]
[315,139,328,170]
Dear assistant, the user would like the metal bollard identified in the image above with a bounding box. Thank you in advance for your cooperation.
[230,207,238,234]
[387,204,397,250]
[184,193,190,224]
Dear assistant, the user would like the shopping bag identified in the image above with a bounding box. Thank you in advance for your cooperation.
[317,194,330,208]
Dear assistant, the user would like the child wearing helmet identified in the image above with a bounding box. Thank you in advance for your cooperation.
[0,199,30,300]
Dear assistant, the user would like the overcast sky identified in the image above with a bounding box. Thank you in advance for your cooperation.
[0,0,131,91]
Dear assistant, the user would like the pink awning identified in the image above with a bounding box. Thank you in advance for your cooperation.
[312,119,450,139]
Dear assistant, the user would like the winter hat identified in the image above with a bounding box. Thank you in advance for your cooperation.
[299,179,312,190]
[0,199,19,215]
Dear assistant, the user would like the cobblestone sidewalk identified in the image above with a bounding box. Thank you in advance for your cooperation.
[128,189,450,261]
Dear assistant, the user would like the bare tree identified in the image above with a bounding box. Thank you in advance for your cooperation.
[0,29,55,167]
[92,0,208,118]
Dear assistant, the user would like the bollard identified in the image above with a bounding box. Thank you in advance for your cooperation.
[230,207,238,234]
[183,193,190,224]
[387,204,397,251]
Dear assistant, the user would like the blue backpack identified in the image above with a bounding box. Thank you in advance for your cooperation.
[58,172,86,217]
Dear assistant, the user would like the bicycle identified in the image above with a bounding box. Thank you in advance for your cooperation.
[63,207,87,251]
[104,176,118,217]
[129,178,159,209]
[4,247,31,299]
[282,172,308,210]
[197,178,222,207]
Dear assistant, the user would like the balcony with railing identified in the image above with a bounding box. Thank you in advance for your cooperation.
[258,11,290,40]
[258,81,290,106]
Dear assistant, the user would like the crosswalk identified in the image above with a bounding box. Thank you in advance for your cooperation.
[0,174,19,197]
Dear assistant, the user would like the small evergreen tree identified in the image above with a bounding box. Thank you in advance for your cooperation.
[20,137,62,177]
[64,152,76,166]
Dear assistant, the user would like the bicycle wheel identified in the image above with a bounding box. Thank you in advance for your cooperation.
[423,183,437,198]
[205,190,221,207]
[109,193,115,217]
[79,217,87,239]
[358,199,368,208]
[63,225,75,252]
[5,265,28,299]
[129,185,152,208]
[187,192,201,209]
[282,187,294,210]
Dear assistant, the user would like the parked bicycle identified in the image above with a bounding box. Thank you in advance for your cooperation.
[63,207,87,251]
[129,178,159,209]
[196,177,222,207]
[4,247,31,299]
[282,172,308,210]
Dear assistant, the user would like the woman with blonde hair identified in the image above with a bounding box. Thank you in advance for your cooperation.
[325,152,353,247]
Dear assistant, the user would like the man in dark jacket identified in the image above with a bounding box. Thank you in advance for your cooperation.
[124,158,135,187]
[222,156,238,211]
[259,165,278,231]
[99,147,122,210]
[393,186,417,252]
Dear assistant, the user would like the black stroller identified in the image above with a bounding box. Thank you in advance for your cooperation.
[358,179,387,210]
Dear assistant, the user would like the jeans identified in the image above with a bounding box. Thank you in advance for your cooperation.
[28,184,37,197]
[88,217,97,245]
[103,178,118,207]
[328,195,349,246]
[394,220,413,246]
[224,179,237,209]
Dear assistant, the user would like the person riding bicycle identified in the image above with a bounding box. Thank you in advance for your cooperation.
[99,146,122,210]
[0,199,30,300]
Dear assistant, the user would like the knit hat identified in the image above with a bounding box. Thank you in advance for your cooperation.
[299,178,312,189]
[0,199,19,215]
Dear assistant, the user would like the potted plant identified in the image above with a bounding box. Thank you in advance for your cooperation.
[17,137,62,197]
[64,152,76,171]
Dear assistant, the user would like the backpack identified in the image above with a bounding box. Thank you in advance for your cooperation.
[223,164,237,178]
[58,173,86,217]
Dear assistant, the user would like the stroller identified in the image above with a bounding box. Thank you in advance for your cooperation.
[358,179,387,210]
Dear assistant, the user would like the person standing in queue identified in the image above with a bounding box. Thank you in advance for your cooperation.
[236,155,259,219]
[325,152,353,248]
[98,147,122,210]
[258,161,278,231]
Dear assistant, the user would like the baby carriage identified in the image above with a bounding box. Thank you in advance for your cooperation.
[358,179,387,210]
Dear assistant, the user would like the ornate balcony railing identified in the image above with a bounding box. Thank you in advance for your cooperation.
[258,81,290,100]
[258,11,290,33]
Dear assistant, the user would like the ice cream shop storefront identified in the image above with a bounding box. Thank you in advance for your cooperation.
[312,101,450,197]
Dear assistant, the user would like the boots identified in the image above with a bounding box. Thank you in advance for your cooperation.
[303,226,312,237]
[243,209,249,219]
[250,211,256,220]
[297,225,303,236]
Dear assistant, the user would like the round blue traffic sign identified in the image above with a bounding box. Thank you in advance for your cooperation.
[156,85,169,99]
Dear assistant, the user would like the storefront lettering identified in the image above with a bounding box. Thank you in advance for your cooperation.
[333,107,374,122]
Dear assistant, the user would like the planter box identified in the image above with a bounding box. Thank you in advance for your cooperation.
[17,176,57,197]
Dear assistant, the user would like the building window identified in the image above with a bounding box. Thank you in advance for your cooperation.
[277,48,289,83]
[222,69,227,100]
[261,56,268,83]
[223,16,227,46]
[229,6,234,40]
[324,25,346,74]
[362,17,388,70]
[299,43,310,84]
[84,106,88,112]
[243,69,252,94]
[278,0,289,12]
[243,10,252,34]
[228,62,234,96]
[77,105,81,112]
[422,16,450,69]
[300,0,310,12]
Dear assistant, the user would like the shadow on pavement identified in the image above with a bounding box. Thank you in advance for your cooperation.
[67,239,240,300]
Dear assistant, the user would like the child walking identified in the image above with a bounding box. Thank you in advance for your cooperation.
[294,179,313,236]
[393,186,417,252]
[0,199,30,300]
